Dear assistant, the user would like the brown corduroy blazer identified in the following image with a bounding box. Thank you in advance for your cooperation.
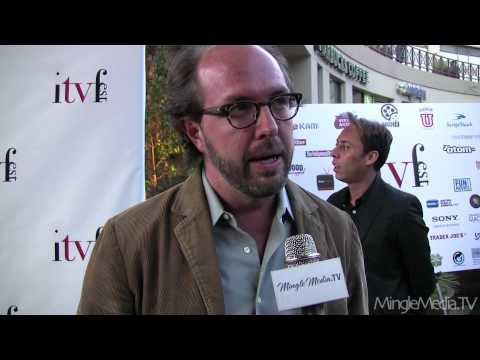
[77,167,368,315]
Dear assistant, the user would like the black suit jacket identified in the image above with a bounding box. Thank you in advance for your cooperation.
[327,175,436,314]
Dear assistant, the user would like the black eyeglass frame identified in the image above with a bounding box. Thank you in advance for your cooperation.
[200,92,303,129]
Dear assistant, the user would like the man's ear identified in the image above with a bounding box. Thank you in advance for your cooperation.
[184,119,205,154]
[365,150,379,167]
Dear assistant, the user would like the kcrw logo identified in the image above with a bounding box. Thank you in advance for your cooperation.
[53,69,108,104]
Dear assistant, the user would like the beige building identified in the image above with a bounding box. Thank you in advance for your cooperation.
[278,45,480,104]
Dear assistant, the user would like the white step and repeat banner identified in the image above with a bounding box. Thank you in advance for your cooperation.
[290,103,480,274]
[0,46,146,314]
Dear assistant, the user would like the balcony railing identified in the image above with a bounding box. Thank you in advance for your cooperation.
[368,45,480,83]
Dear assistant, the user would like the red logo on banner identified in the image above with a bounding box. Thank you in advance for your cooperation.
[386,143,429,188]
[334,115,350,129]
[420,113,434,128]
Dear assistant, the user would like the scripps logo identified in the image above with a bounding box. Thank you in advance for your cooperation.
[448,114,472,128]
[53,69,108,104]
[443,145,476,154]
[1,147,16,182]
[380,104,400,127]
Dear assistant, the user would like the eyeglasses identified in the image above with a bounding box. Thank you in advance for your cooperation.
[201,92,303,129]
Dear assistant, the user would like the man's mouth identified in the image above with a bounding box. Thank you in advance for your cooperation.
[251,154,280,164]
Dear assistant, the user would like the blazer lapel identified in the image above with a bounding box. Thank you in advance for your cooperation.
[356,177,387,244]
[171,168,225,315]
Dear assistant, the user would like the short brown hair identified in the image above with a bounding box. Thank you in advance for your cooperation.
[345,112,393,171]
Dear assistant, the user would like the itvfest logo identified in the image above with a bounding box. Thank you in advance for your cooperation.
[386,143,428,188]
[53,69,108,104]
[53,226,102,262]
[1,147,17,182]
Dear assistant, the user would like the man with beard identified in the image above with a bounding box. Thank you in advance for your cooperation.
[77,46,368,315]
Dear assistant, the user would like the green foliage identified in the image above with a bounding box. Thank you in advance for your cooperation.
[145,45,194,198]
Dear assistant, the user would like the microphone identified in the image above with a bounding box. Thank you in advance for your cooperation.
[284,234,321,268]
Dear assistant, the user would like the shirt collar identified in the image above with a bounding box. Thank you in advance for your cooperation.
[201,168,294,226]
[343,173,380,209]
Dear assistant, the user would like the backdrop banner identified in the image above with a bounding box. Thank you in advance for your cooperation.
[0,45,145,314]
[290,103,480,274]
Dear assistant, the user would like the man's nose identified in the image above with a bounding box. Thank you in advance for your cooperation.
[255,106,279,138]
[331,147,338,158]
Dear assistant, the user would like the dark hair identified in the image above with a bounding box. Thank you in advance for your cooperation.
[345,112,393,171]
[165,45,293,159]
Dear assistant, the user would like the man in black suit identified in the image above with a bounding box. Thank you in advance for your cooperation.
[327,113,435,314]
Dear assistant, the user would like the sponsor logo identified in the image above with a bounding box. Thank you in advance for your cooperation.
[447,114,472,128]
[5,305,19,315]
[426,199,459,208]
[452,134,480,140]
[470,194,480,209]
[397,83,427,100]
[469,214,480,223]
[453,251,465,266]
[429,232,466,241]
[334,114,350,129]
[432,215,459,222]
[52,227,101,262]
[305,150,331,158]
[380,104,400,127]
[317,175,334,191]
[431,254,442,267]
[440,199,459,207]
[453,178,472,192]
[420,112,433,128]
[289,164,305,176]
[443,145,476,154]
[1,147,16,182]
[431,215,460,228]
[53,69,108,104]
[294,139,307,146]
[474,233,480,241]
[294,123,319,131]
[472,248,480,265]
[386,143,428,188]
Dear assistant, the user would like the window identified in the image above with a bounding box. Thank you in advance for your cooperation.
[329,76,342,103]
[352,87,391,104]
